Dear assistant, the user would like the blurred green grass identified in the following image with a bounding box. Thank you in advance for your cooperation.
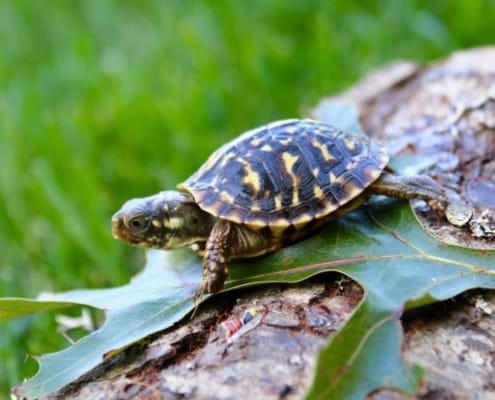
[0,0,494,395]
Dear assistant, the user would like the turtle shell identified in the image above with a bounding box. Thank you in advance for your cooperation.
[179,119,388,232]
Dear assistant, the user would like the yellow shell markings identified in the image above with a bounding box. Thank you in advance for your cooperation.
[342,182,363,200]
[343,137,357,152]
[250,138,262,147]
[345,161,356,170]
[289,213,315,229]
[281,152,299,172]
[219,151,237,167]
[348,148,388,189]
[281,152,300,204]
[247,218,272,230]
[284,125,299,135]
[278,138,292,146]
[219,190,236,204]
[273,193,283,210]
[239,156,262,193]
[332,165,367,205]
[250,203,262,212]
[310,138,335,162]
[313,185,325,200]
[267,219,292,237]
[364,164,385,183]
[261,144,273,152]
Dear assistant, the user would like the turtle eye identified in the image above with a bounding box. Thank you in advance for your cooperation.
[125,214,149,233]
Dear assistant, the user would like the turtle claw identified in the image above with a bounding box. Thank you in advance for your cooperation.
[191,267,226,318]
[191,280,209,318]
[445,201,474,227]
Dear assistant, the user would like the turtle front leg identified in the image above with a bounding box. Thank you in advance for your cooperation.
[197,219,274,298]
[201,220,233,294]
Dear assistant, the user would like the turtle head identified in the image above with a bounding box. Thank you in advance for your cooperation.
[112,190,214,249]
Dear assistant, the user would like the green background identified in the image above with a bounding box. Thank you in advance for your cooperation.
[0,0,493,396]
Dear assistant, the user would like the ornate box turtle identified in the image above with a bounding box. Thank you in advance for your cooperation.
[112,119,467,295]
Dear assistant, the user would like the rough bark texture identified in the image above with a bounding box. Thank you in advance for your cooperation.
[46,282,495,400]
[47,47,495,399]
[45,277,361,400]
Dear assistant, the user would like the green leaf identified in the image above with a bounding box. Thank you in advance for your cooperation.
[13,250,201,399]
[307,302,424,400]
[0,298,76,322]
[304,202,495,400]
[13,200,495,399]
[37,249,201,311]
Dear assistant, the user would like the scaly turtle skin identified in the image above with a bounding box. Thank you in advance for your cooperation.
[112,119,464,295]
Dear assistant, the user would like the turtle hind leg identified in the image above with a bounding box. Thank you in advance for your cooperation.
[369,172,473,226]
[369,172,449,202]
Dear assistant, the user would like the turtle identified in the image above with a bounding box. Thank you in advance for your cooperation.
[111,119,468,295]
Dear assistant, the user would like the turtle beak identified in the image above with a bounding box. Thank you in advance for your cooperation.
[111,210,148,246]
[111,212,124,240]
